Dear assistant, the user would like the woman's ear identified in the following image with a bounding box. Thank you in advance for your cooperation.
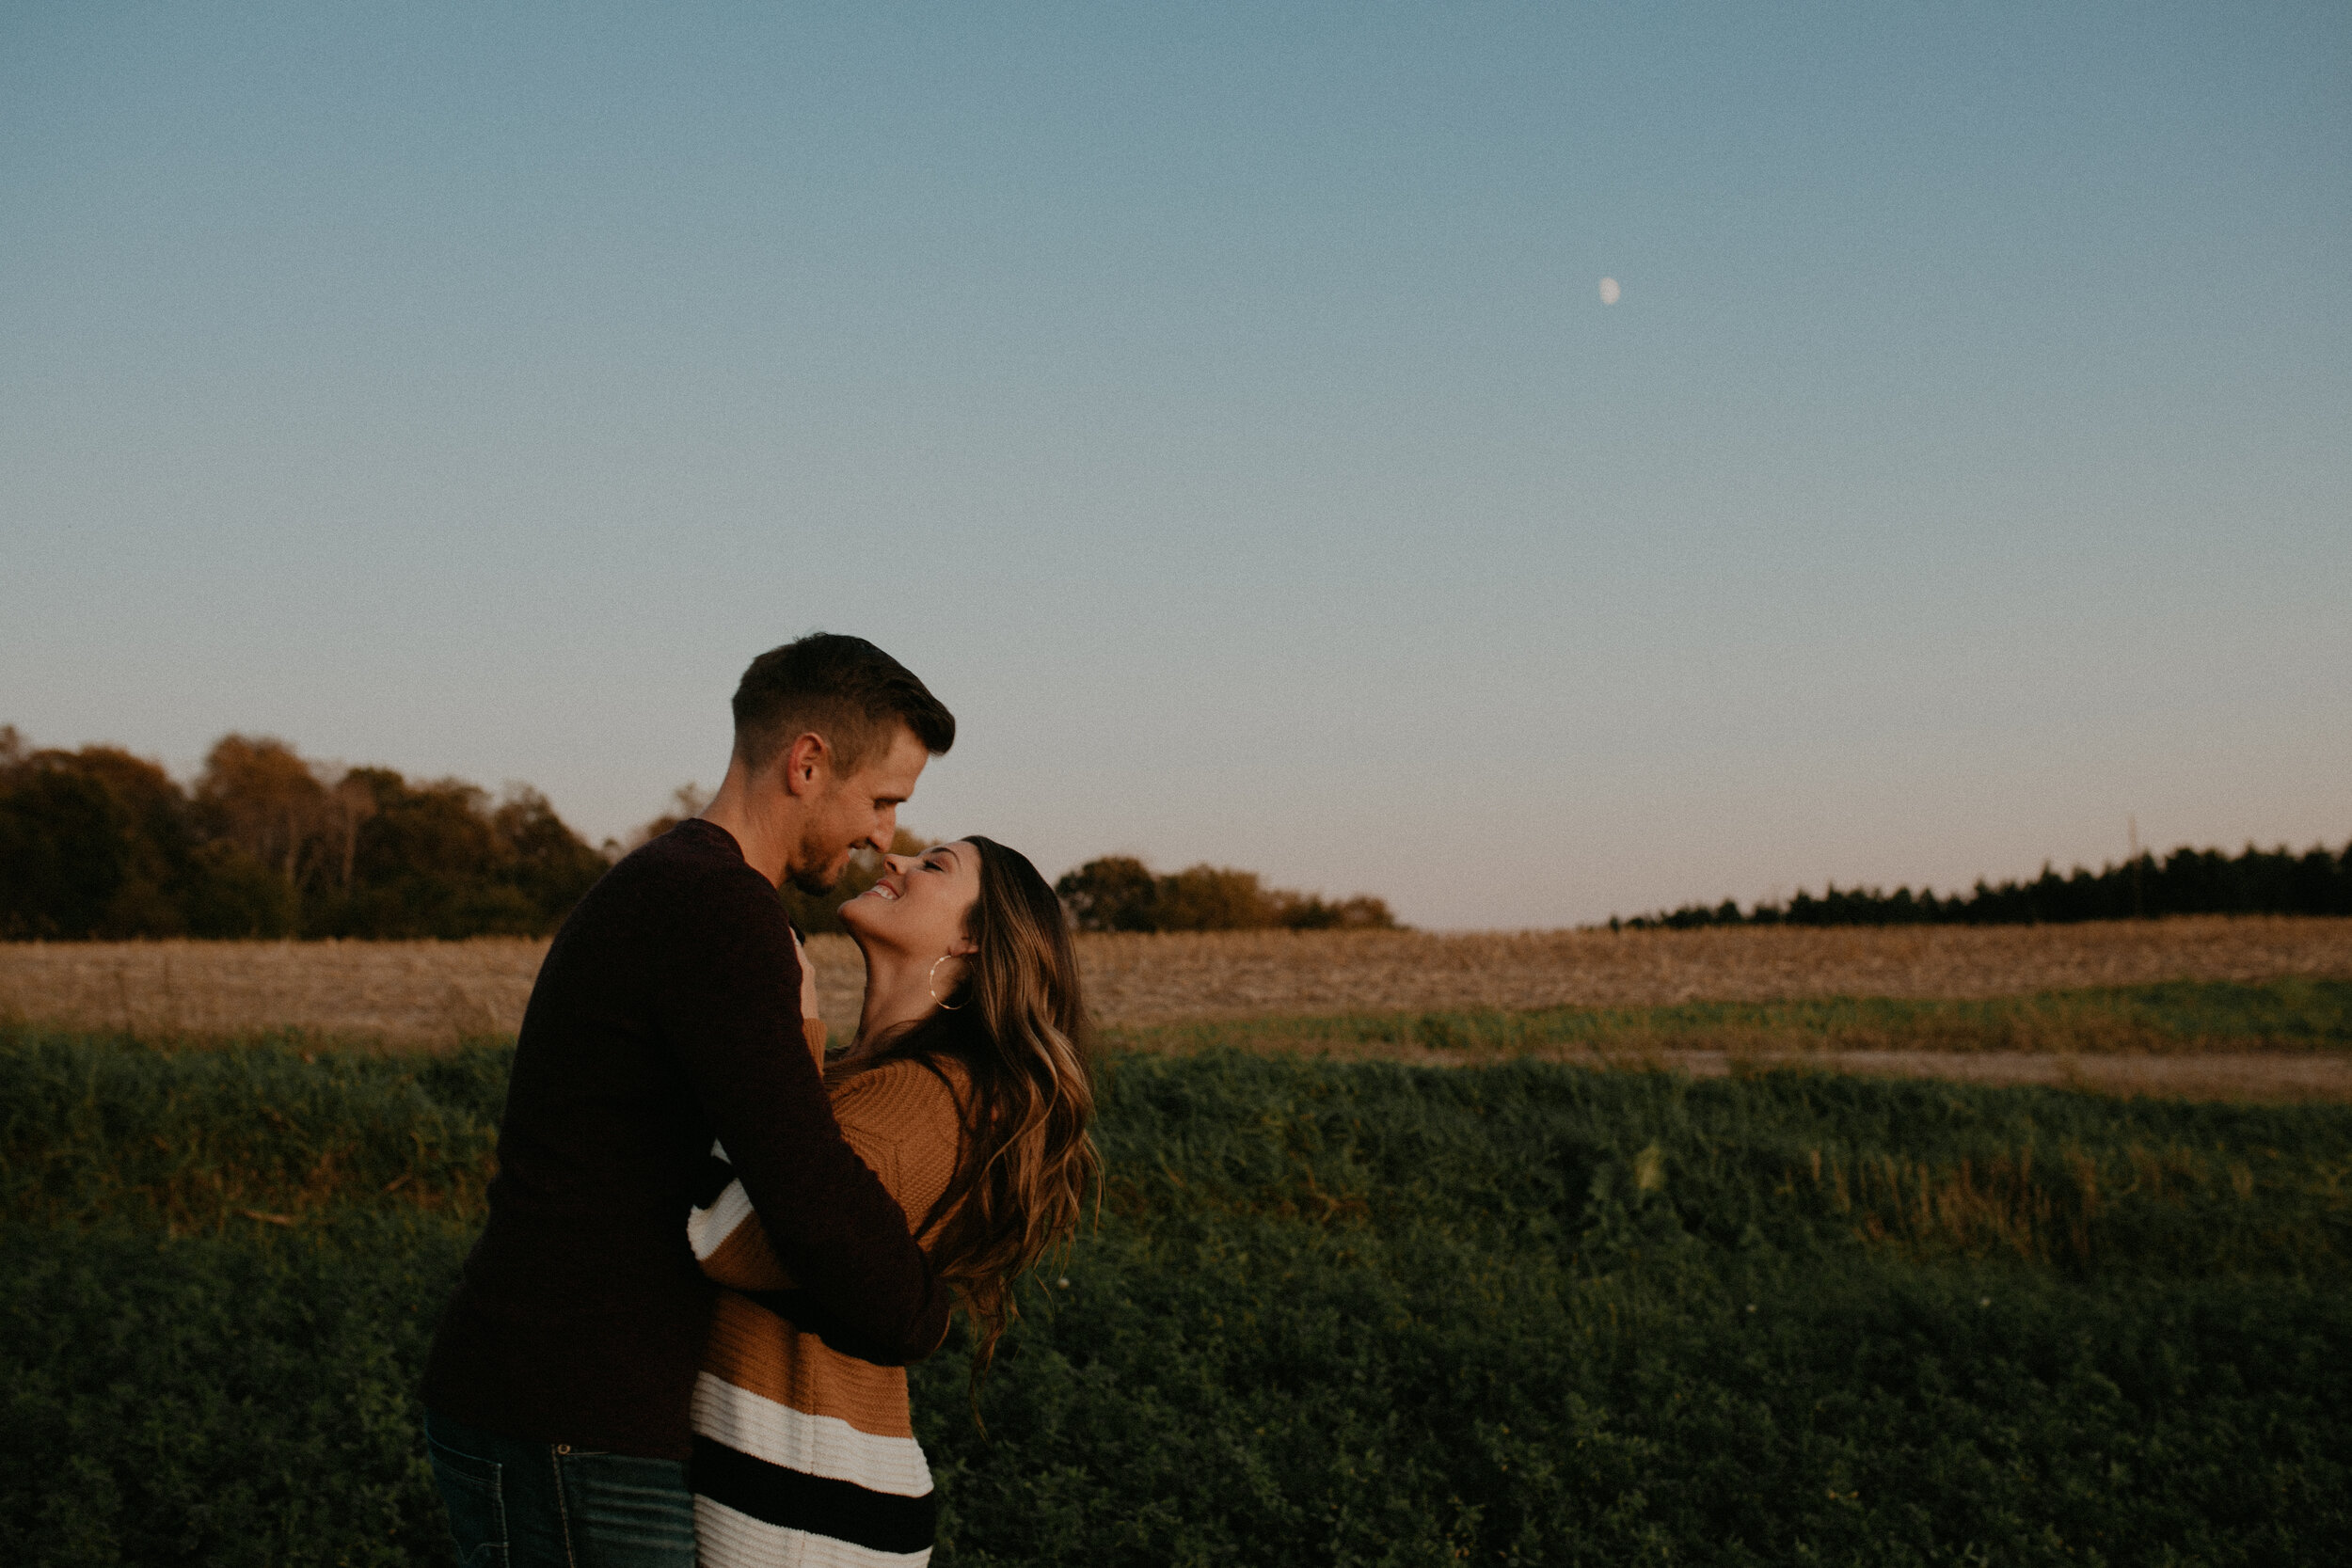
[947,933,980,958]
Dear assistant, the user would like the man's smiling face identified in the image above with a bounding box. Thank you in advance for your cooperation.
[785,722,930,895]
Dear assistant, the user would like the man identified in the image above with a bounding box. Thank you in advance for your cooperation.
[421,633,958,1568]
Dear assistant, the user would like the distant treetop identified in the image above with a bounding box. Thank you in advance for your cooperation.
[1054,855,1400,934]
[1610,841,2352,931]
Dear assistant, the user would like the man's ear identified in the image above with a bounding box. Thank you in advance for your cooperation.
[777,732,832,798]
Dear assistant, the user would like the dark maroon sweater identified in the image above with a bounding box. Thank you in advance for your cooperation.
[421,819,950,1459]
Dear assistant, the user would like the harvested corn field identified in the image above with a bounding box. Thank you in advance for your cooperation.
[4,916,2350,1046]
[0,937,543,1045]
[1062,916,2352,1023]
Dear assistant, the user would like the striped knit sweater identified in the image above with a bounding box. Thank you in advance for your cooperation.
[688,1022,967,1568]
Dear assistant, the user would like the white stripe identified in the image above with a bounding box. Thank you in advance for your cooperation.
[694,1497,930,1568]
[690,1180,755,1261]
[691,1372,934,1498]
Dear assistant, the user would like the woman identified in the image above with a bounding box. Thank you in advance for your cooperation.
[684,837,1098,1567]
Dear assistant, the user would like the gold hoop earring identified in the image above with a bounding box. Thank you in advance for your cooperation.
[928,954,966,1010]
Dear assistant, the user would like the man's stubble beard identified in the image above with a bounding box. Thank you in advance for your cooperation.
[785,816,852,897]
[786,862,843,897]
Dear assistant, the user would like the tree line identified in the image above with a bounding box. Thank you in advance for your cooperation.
[0,728,610,940]
[20,722,2331,942]
[0,728,1397,942]
[1613,841,2352,930]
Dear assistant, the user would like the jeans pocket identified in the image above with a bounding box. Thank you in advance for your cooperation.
[561,1449,697,1562]
[426,1428,510,1568]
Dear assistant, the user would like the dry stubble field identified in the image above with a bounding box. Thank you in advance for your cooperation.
[5,915,2348,1046]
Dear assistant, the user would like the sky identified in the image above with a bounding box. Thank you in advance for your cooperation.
[4,2,2346,929]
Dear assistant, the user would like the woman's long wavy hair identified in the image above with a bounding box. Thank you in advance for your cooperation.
[829,835,1099,1383]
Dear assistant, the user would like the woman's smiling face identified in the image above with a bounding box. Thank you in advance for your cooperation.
[841,839,982,959]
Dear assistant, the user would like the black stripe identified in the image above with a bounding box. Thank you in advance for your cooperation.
[691,1435,937,1555]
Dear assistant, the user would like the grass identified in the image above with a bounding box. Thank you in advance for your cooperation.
[5,1027,2350,1564]
[0,1029,504,1232]
[1116,977,2352,1058]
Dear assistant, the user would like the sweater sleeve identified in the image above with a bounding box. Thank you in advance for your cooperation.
[655,847,951,1366]
[691,1061,965,1293]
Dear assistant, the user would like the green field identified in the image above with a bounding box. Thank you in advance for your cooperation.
[4,1022,2348,1566]
[1107,977,2352,1056]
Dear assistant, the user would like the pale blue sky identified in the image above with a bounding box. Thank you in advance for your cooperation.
[5,3,2346,927]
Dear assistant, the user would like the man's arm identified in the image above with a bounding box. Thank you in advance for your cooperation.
[660,878,950,1365]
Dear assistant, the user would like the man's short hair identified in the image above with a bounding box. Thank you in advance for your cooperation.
[731,633,956,776]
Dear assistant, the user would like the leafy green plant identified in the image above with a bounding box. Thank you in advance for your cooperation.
[5,1034,2348,1565]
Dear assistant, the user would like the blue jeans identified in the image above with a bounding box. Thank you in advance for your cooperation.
[423,1409,698,1568]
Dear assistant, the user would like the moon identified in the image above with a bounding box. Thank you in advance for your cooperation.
[1598,277,1621,305]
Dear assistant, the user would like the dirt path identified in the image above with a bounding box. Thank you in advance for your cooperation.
[1671,1048,2352,1101]
[1363,1047,2352,1102]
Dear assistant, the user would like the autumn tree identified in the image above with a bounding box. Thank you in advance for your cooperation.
[0,759,128,939]
[1152,864,1274,931]
[1054,856,1399,933]
[1054,856,1161,932]
[194,736,331,895]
